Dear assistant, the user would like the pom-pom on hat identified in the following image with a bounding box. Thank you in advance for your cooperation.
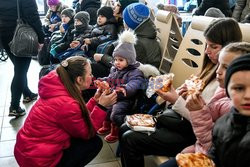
[47,0,60,6]
[113,30,137,65]
[74,11,90,25]
[123,3,150,30]
[61,8,75,19]
[225,54,250,97]
[97,6,114,20]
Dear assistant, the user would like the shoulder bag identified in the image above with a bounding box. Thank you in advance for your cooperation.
[9,0,39,57]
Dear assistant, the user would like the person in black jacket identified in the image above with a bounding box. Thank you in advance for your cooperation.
[0,0,44,117]
[75,0,101,25]
[209,53,250,167]
[193,0,232,17]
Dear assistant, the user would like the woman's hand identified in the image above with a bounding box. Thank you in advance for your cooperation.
[93,89,103,102]
[177,83,188,100]
[98,90,117,108]
[186,93,206,111]
[94,53,104,62]
[155,85,179,104]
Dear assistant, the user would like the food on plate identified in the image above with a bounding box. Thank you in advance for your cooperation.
[126,114,155,127]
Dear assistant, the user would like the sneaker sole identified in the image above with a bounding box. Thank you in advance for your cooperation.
[22,98,37,103]
[8,112,26,117]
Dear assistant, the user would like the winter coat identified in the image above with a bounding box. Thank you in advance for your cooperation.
[44,3,68,26]
[193,0,232,17]
[72,25,92,41]
[134,18,161,68]
[181,88,232,154]
[75,0,101,25]
[54,19,75,53]
[172,78,219,120]
[0,0,44,43]
[232,0,250,22]
[209,108,250,167]
[14,70,107,167]
[102,62,145,101]
[84,18,118,51]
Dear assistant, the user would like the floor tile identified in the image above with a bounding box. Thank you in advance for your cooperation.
[0,140,16,157]
[86,161,121,167]
[1,127,20,141]
[0,156,19,167]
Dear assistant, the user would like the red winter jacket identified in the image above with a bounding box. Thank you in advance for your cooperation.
[14,71,107,167]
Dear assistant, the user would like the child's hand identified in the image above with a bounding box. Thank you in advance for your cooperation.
[186,93,206,111]
[70,41,80,48]
[94,53,104,62]
[99,90,117,107]
[49,24,56,32]
[84,38,91,45]
[116,87,126,96]
[155,85,178,104]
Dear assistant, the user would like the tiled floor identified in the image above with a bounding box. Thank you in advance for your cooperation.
[0,58,159,167]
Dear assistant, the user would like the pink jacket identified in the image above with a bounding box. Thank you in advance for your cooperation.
[182,87,231,154]
[14,71,107,167]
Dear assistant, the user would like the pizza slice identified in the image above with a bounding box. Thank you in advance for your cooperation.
[185,74,205,95]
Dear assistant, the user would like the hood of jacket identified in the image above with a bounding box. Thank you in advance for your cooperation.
[39,70,70,99]
[81,0,101,10]
[135,18,157,39]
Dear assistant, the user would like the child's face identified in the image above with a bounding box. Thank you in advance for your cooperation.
[49,5,57,12]
[216,51,241,88]
[97,15,107,26]
[228,71,250,116]
[205,39,223,64]
[61,15,70,24]
[114,56,128,70]
[74,19,83,27]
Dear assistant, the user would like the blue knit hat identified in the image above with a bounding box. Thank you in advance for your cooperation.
[123,3,150,30]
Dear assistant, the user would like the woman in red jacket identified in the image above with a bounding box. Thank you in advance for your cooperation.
[14,56,117,167]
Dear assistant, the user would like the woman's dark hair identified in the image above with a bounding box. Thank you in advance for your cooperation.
[56,56,95,138]
[199,18,243,86]
[204,18,242,47]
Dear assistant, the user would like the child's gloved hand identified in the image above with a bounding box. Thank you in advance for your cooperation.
[50,47,57,57]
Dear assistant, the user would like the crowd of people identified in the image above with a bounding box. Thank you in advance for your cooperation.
[0,0,250,166]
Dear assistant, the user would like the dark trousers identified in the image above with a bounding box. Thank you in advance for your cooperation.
[0,29,32,109]
[119,124,196,167]
[57,135,103,167]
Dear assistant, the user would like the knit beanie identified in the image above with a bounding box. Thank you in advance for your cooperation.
[123,3,150,30]
[47,0,60,6]
[97,6,114,20]
[205,7,225,18]
[74,11,90,25]
[113,30,137,65]
[119,0,138,12]
[61,8,75,19]
[225,54,250,97]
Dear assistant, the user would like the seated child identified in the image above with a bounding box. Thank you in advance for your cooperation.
[53,11,92,61]
[79,6,118,57]
[97,30,145,143]
[50,8,75,63]
[209,53,250,167]
[43,0,68,37]
[159,42,250,167]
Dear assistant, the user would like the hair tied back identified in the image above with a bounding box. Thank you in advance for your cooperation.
[61,60,69,67]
